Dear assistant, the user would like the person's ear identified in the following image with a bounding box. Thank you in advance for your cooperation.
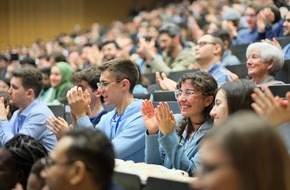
[213,44,222,56]
[69,161,87,186]
[267,60,274,71]
[27,88,34,98]
[120,79,130,91]
[204,95,214,107]
[173,35,180,44]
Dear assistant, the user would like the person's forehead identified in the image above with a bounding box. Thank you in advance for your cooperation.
[100,70,116,81]
[159,33,171,39]
[10,77,23,86]
[50,137,73,160]
[200,139,220,161]
[102,43,118,51]
[78,80,89,86]
[198,35,213,42]
[246,7,256,13]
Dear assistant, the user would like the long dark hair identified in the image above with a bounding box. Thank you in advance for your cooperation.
[218,79,255,115]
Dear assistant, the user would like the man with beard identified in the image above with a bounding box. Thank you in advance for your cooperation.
[100,40,120,63]
[137,23,196,74]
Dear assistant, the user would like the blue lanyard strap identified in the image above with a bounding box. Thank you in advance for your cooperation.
[115,114,123,133]
[183,133,189,146]
[110,112,123,139]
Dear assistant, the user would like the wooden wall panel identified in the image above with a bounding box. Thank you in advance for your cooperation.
[0,0,156,50]
[0,0,10,49]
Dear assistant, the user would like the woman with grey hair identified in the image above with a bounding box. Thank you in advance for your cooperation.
[246,42,284,86]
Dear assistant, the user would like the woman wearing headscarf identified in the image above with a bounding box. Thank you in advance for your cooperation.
[49,62,74,104]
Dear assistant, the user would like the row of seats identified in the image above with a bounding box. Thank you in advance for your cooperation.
[48,84,290,120]
[230,37,290,63]
[142,59,290,85]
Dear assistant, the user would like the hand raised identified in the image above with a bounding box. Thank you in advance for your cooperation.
[141,99,159,135]
[156,102,176,135]
[47,116,72,140]
[67,86,91,119]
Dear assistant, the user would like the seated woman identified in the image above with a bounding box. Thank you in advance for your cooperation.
[246,42,284,86]
[210,79,255,127]
[194,111,290,190]
[0,78,10,92]
[142,71,217,176]
[49,62,74,104]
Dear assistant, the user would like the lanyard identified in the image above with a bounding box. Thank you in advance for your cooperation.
[110,112,123,139]
[183,133,189,146]
[115,114,123,133]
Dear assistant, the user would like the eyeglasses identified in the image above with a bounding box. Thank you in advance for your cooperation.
[196,41,216,47]
[40,156,74,168]
[174,89,195,99]
[97,81,118,89]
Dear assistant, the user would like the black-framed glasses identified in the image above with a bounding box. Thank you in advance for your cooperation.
[40,156,74,168]
[196,41,216,47]
[174,89,195,99]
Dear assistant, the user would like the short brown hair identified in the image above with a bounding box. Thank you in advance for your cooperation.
[12,65,43,97]
[98,59,139,93]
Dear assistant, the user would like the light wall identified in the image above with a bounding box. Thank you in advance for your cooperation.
[0,0,156,50]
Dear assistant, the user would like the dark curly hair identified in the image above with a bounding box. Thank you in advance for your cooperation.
[4,134,48,190]
[176,71,217,137]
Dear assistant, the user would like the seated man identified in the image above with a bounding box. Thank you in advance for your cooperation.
[157,33,234,91]
[0,66,57,151]
[67,59,146,162]
[41,128,122,190]
[137,23,196,74]
[46,66,107,140]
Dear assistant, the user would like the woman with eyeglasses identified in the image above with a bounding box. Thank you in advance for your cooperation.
[142,71,217,176]
[193,111,290,190]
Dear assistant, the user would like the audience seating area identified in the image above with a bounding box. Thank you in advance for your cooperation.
[275,59,290,84]
[230,37,290,64]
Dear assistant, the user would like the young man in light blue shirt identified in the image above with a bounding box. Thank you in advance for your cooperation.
[0,66,57,151]
[67,59,146,162]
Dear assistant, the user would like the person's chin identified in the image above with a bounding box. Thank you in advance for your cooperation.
[103,98,112,105]
[213,118,221,127]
